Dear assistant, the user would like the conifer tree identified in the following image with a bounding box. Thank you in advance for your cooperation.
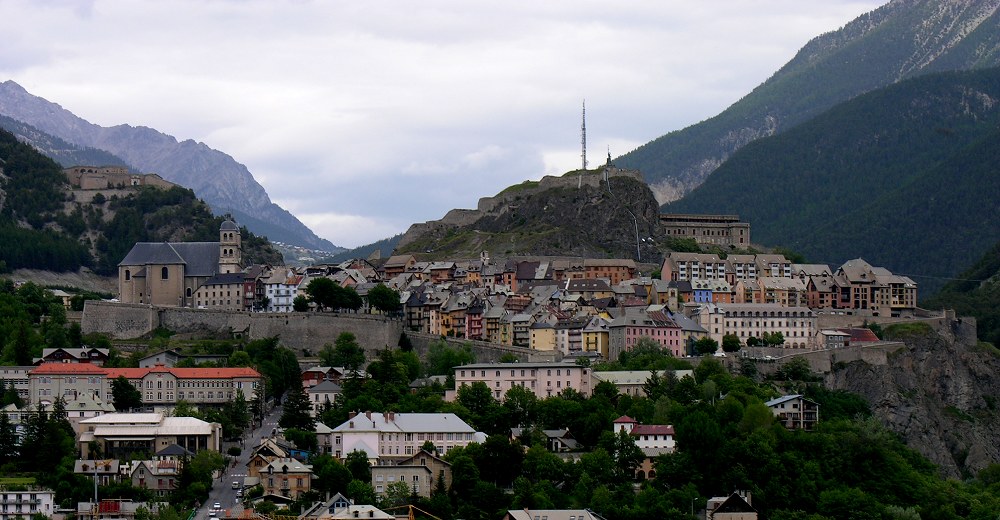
[278,381,315,432]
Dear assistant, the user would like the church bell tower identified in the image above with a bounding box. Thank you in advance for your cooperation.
[219,218,242,274]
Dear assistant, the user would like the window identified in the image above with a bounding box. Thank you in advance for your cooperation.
[161,267,169,280]
[124,269,131,281]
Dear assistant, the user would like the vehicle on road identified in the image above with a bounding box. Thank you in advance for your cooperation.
[232,481,240,489]
[213,503,221,510]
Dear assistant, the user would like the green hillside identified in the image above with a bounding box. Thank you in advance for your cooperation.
[664,67,1000,295]
[618,0,1000,200]
[923,241,1000,346]
[0,114,133,170]
[0,127,281,275]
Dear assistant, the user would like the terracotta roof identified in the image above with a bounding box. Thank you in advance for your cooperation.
[30,363,108,375]
[105,366,261,379]
[613,415,636,424]
[632,424,675,436]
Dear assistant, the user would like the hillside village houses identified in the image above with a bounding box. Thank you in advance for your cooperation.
[110,209,914,357]
[111,214,915,357]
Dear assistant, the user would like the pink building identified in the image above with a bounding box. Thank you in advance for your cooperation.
[448,363,593,400]
[608,309,684,360]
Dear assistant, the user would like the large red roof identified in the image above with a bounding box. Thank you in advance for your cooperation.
[632,424,675,436]
[105,366,261,379]
[30,363,107,375]
[32,363,260,379]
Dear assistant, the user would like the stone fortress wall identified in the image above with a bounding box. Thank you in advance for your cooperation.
[64,165,176,190]
[82,301,402,356]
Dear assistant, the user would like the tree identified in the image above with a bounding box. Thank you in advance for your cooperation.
[763,331,786,347]
[722,334,742,352]
[379,481,412,509]
[605,430,644,481]
[345,450,372,482]
[1,381,23,408]
[311,454,353,496]
[228,350,252,367]
[367,284,401,314]
[333,332,366,373]
[425,341,475,376]
[345,480,376,506]
[111,376,143,411]
[292,295,310,312]
[694,337,719,356]
[279,381,315,431]
[0,411,18,464]
[775,357,813,382]
[304,277,338,311]
[284,428,318,452]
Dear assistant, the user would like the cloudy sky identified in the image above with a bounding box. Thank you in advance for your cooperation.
[1,0,884,248]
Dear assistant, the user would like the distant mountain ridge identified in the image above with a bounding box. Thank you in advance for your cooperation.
[618,0,1000,203]
[665,66,1000,295]
[0,80,341,253]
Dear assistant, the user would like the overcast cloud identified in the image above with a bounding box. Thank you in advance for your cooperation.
[0,0,884,248]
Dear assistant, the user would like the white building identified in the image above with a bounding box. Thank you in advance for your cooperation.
[330,412,484,461]
[612,415,675,452]
[0,489,55,520]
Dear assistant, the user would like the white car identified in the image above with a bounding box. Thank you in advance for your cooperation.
[213,503,221,510]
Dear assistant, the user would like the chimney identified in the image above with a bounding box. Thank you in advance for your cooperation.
[365,411,372,420]
[388,411,395,421]
[383,412,389,423]
[348,411,357,419]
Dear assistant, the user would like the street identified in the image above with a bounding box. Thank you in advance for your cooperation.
[198,404,283,520]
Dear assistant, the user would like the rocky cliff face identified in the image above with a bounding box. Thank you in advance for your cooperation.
[396,168,664,262]
[0,80,338,252]
[826,319,1000,479]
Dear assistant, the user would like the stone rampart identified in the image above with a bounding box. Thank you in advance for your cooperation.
[405,332,556,363]
[82,302,403,354]
[159,307,252,339]
[749,341,906,377]
[81,300,157,339]
[248,313,403,355]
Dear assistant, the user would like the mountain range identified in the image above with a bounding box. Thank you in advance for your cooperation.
[0,80,340,253]
[618,0,1000,204]
[665,66,1000,295]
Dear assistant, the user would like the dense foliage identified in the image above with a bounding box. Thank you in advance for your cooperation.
[922,240,1000,347]
[666,68,1000,295]
[308,340,1000,520]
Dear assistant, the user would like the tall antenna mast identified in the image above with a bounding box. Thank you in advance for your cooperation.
[581,100,588,171]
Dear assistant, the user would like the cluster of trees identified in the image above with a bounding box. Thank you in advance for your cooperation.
[265,334,1000,520]
[0,280,80,366]
[297,279,401,315]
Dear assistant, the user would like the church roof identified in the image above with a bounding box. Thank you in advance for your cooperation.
[119,242,220,276]
[220,219,240,231]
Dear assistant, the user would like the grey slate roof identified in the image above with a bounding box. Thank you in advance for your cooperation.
[119,242,221,277]
[201,273,246,286]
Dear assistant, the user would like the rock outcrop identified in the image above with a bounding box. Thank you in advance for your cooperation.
[395,166,663,261]
[826,318,1000,479]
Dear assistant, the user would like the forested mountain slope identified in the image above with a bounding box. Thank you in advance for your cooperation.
[665,67,1000,295]
[618,0,1000,203]
[923,241,1000,346]
[0,128,281,275]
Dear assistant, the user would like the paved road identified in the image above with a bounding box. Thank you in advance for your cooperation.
[198,405,283,520]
